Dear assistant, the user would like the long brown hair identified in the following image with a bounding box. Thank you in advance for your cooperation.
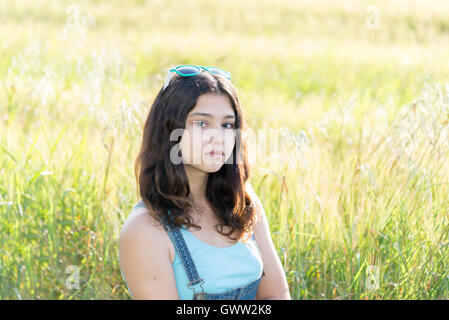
[134,70,256,242]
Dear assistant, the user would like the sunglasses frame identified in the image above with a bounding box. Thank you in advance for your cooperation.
[162,64,232,91]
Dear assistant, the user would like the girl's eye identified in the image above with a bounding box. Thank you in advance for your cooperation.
[223,123,235,129]
[194,121,207,127]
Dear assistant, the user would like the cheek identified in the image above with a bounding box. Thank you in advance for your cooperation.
[224,132,236,153]
[179,129,204,157]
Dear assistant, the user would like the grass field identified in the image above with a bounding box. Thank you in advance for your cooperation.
[1,0,449,299]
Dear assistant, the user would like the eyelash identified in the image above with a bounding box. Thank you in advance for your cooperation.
[194,121,235,129]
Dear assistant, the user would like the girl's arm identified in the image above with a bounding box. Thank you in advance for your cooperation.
[246,182,291,300]
[119,209,180,300]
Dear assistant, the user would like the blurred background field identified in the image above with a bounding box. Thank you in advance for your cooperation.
[1,0,449,299]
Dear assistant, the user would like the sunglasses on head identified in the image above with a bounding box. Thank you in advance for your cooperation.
[162,65,232,91]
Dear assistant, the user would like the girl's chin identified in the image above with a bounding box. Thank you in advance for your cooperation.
[184,162,224,173]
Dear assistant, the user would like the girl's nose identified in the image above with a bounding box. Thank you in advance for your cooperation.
[208,127,225,144]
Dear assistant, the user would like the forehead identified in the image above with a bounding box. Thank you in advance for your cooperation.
[188,94,235,118]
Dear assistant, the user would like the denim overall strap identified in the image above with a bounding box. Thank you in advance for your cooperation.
[251,233,266,277]
[158,211,206,298]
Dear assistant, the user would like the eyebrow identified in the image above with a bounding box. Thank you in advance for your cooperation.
[188,112,235,119]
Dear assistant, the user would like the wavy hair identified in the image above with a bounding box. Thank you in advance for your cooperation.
[134,70,256,242]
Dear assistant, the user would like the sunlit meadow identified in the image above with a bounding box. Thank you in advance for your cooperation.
[1,0,449,299]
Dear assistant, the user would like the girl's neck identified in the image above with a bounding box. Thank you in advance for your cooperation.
[184,164,208,203]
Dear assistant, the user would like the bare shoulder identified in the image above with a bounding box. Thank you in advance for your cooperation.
[120,205,174,262]
[119,204,179,299]
[124,205,167,233]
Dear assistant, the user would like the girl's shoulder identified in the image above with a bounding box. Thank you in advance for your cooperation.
[127,200,166,232]
[122,199,176,265]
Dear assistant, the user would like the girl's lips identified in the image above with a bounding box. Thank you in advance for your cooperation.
[207,151,224,157]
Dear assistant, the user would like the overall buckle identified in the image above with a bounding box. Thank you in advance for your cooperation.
[188,279,206,300]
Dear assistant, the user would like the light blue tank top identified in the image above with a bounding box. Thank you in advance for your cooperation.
[121,202,264,299]
[172,224,263,299]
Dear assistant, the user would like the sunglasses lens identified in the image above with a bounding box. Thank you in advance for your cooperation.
[176,66,200,76]
[206,67,231,78]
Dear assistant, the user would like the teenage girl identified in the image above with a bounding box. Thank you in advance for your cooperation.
[119,65,291,300]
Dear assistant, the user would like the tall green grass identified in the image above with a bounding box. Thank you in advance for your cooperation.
[1,0,449,299]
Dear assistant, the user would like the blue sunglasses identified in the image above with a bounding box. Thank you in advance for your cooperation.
[162,65,232,91]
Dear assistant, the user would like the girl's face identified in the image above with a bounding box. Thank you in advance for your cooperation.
[179,93,236,173]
